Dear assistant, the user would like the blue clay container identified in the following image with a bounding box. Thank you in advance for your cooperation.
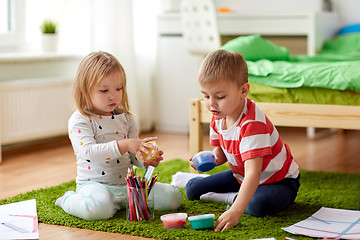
[188,214,215,230]
[192,151,216,172]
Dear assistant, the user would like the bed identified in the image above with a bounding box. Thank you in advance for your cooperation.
[189,34,360,155]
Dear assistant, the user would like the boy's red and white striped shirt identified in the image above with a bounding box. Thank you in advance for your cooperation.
[210,98,299,185]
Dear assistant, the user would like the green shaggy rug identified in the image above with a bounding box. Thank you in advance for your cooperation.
[1,159,359,240]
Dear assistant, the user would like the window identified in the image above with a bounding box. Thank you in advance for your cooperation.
[0,0,10,34]
[0,0,25,48]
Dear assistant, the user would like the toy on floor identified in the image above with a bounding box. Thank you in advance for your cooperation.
[160,213,188,229]
[192,151,216,172]
[188,214,215,230]
[160,212,216,230]
[136,141,159,163]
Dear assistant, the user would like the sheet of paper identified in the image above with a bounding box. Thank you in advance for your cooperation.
[0,199,39,239]
[282,207,360,239]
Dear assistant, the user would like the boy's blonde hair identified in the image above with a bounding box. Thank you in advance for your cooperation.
[198,49,248,87]
[73,51,131,116]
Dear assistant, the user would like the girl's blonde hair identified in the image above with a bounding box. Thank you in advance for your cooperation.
[73,51,131,116]
[198,49,248,87]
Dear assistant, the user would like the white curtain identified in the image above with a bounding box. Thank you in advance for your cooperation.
[92,0,161,132]
[22,0,161,132]
[131,0,162,131]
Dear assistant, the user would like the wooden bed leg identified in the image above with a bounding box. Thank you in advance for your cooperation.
[306,127,316,139]
[189,99,203,156]
[189,99,204,173]
[306,127,338,139]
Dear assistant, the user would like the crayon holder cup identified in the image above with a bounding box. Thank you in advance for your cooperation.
[126,186,154,221]
[192,151,216,172]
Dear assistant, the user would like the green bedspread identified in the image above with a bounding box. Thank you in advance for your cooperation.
[247,60,360,92]
[248,82,360,106]
[222,34,360,93]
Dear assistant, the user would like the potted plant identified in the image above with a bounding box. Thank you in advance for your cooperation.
[41,20,58,52]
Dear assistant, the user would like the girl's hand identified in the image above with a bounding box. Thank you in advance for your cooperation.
[214,208,241,232]
[134,137,159,160]
[143,150,164,168]
[133,137,164,168]
[117,137,158,157]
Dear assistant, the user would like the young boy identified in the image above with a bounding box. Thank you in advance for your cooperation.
[185,49,300,232]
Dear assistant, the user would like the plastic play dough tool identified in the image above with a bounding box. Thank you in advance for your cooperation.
[160,213,188,229]
[188,214,215,230]
[192,151,216,172]
[143,166,155,181]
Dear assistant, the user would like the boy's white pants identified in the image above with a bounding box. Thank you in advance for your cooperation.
[60,181,182,221]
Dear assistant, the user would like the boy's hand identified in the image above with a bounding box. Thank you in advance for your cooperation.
[188,155,196,170]
[214,157,262,232]
[214,208,241,232]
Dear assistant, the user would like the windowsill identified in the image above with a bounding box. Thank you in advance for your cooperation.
[0,52,83,63]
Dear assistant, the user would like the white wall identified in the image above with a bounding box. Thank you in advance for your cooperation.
[332,0,360,26]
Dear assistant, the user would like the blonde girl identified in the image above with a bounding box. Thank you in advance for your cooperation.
[55,51,182,221]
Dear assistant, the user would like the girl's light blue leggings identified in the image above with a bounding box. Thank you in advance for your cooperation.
[60,181,182,221]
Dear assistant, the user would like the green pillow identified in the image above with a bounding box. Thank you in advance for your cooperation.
[321,33,360,53]
[221,35,290,61]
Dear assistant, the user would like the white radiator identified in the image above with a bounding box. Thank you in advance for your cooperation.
[0,77,74,146]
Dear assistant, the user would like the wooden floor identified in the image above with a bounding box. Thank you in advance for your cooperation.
[1,127,359,239]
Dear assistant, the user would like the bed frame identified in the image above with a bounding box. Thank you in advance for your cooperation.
[189,99,360,155]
